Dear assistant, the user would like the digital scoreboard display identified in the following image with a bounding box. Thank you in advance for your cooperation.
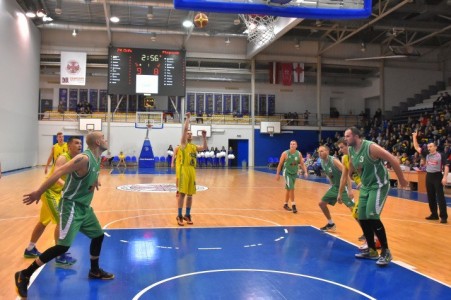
[108,47,186,96]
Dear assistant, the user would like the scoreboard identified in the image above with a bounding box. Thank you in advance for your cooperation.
[108,47,186,96]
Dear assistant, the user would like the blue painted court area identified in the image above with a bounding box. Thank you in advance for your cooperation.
[29,226,450,299]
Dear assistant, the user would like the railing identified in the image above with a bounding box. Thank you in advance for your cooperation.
[38,111,361,127]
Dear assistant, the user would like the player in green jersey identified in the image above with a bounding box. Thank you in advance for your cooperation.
[276,140,308,214]
[339,127,408,266]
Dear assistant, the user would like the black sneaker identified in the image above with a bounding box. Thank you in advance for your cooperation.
[292,205,298,214]
[320,223,336,232]
[88,268,115,280]
[183,215,193,225]
[15,271,29,298]
[425,215,439,220]
[440,219,448,224]
[283,204,292,211]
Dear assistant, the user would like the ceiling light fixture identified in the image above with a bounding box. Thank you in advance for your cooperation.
[147,7,154,20]
[25,10,36,18]
[72,29,78,37]
[55,0,62,15]
[36,9,46,18]
[150,32,156,41]
[183,20,193,28]
[110,16,120,23]
[43,16,53,22]
[360,42,366,52]
[233,18,240,25]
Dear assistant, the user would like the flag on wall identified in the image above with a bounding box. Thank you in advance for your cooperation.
[293,63,304,83]
[281,63,293,86]
[60,51,87,86]
[268,62,279,84]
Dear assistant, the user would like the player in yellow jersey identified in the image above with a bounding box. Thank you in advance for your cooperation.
[171,145,182,198]
[177,112,207,226]
[44,132,68,174]
[24,136,82,265]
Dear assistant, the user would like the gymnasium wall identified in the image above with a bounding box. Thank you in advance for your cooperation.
[0,1,40,172]
[38,121,343,167]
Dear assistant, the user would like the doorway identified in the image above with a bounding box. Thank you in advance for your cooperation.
[228,139,249,167]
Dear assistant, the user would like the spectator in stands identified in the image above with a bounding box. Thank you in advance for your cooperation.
[303,110,310,125]
[433,93,444,109]
[443,92,451,107]
[196,111,203,124]
[117,151,126,168]
[58,101,65,114]
[293,112,299,125]
[76,102,84,114]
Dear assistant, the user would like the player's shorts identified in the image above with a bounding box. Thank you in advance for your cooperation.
[179,166,196,195]
[57,200,103,247]
[39,189,61,226]
[321,186,354,208]
[176,163,181,180]
[283,170,297,190]
[357,184,390,220]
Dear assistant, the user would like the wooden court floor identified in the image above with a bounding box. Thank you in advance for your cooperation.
[1,167,450,299]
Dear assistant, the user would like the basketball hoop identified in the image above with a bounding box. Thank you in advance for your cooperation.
[239,14,277,45]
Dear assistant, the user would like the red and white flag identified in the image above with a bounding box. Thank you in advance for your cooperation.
[281,63,293,86]
[293,62,304,83]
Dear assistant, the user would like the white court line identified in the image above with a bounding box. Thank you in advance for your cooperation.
[132,269,376,300]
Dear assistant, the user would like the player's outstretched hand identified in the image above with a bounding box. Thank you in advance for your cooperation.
[186,112,191,118]
[23,191,41,205]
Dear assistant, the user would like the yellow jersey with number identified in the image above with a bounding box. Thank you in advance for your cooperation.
[342,154,361,185]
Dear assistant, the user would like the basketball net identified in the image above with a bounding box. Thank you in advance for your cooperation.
[239,14,277,45]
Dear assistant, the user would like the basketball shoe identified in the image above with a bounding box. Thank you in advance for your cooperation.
[292,205,298,214]
[88,268,115,280]
[24,246,41,258]
[183,215,194,225]
[376,249,392,266]
[283,204,292,211]
[56,253,77,266]
[320,223,336,232]
[15,271,29,298]
[355,248,379,260]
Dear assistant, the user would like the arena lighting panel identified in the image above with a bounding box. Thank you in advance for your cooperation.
[173,0,372,19]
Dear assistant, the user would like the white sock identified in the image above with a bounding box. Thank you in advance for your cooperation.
[27,242,36,251]
[328,219,334,225]
[291,202,296,206]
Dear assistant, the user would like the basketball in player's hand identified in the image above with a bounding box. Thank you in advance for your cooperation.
[194,12,208,28]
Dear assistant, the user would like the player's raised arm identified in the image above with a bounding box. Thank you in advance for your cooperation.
[181,112,191,146]
[23,154,89,205]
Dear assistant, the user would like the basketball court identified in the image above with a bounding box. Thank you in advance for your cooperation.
[2,166,450,299]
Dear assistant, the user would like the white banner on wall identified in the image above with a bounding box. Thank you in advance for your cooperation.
[60,52,87,86]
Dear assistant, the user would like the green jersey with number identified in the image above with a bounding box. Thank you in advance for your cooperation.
[349,140,388,188]
[283,150,300,175]
[62,149,100,206]
[320,155,341,187]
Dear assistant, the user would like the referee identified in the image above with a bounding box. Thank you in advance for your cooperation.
[412,131,448,224]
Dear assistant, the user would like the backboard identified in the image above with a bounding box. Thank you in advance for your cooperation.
[79,118,102,131]
[135,111,164,129]
[174,0,371,19]
[260,121,281,136]
[190,125,212,138]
